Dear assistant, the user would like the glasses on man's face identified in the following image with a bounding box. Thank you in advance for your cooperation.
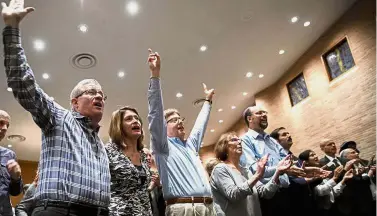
[253,111,268,116]
[167,117,185,124]
[77,89,107,101]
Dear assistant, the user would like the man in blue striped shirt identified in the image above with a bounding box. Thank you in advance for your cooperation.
[1,1,110,215]
[147,49,215,216]
[0,110,23,216]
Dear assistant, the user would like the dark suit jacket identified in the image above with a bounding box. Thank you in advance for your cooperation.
[319,156,342,171]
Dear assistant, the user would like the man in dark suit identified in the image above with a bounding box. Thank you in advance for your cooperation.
[339,141,369,166]
[319,139,342,171]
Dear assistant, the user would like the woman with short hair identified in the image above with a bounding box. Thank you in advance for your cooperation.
[210,132,292,216]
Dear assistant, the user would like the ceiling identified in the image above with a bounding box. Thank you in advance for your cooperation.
[0,0,356,161]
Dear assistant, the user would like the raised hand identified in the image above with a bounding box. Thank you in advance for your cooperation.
[147,48,161,78]
[368,165,376,176]
[344,159,359,171]
[277,155,294,173]
[1,0,34,27]
[6,159,21,180]
[255,154,269,179]
[332,165,344,181]
[202,83,215,101]
[342,169,354,181]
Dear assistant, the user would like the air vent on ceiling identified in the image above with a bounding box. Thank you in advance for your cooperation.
[193,98,206,108]
[71,53,97,69]
[7,134,26,142]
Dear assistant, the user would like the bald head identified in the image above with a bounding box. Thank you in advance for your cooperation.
[243,105,268,131]
[0,110,10,141]
[319,139,337,157]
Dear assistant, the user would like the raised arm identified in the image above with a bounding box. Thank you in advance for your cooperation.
[147,49,169,154]
[187,83,214,152]
[2,0,62,131]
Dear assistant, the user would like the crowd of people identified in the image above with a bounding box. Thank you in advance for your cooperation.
[0,1,375,216]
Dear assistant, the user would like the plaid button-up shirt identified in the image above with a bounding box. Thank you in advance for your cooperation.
[3,27,110,207]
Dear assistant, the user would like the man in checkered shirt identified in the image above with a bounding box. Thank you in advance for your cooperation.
[1,1,110,215]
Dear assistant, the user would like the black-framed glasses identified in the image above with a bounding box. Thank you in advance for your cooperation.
[167,117,185,124]
[77,89,107,101]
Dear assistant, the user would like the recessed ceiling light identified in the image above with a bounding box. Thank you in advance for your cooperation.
[33,39,45,51]
[246,72,253,78]
[291,16,298,23]
[219,120,224,123]
[304,21,311,27]
[42,73,49,79]
[258,74,264,78]
[200,45,207,52]
[242,92,248,96]
[126,1,139,16]
[118,71,125,78]
[279,50,285,55]
[231,105,236,109]
[218,108,223,112]
[210,129,215,132]
[7,144,12,148]
[176,92,183,98]
[78,24,88,33]
[7,87,12,92]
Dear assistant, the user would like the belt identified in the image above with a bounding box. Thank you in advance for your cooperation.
[166,197,213,205]
[35,200,109,215]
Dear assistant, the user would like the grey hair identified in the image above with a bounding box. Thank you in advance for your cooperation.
[339,148,353,160]
[0,110,10,120]
[70,79,102,101]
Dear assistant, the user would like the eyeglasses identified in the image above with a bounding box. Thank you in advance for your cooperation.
[77,89,107,101]
[229,138,241,143]
[167,117,185,124]
[253,111,268,116]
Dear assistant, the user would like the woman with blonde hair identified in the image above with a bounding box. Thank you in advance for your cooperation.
[210,132,292,216]
[106,106,152,216]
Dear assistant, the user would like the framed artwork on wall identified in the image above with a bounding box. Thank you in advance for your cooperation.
[322,37,356,81]
[287,73,309,106]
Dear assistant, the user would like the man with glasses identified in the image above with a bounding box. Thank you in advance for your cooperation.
[240,106,300,216]
[147,49,215,216]
[1,1,110,215]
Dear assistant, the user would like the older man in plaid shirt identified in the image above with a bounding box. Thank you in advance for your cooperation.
[2,1,110,215]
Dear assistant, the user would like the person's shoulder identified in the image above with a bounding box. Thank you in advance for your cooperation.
[0,146,16,157]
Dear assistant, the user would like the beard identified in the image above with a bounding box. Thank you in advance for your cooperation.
[259,121,268,130]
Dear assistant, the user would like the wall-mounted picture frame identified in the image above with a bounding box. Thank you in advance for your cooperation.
[287,73,309,106]
[322,37,356,81]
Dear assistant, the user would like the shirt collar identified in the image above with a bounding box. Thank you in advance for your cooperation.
[325,154,337,161]
[72,111,101,132]
[247,128,269,140]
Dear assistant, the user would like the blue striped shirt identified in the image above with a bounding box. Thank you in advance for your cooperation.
[240,129,290,187]
[2,27,110,207]
[148,78,212,199]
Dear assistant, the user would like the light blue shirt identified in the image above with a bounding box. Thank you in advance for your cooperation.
[147,78,212,199]
[240,129,290,187]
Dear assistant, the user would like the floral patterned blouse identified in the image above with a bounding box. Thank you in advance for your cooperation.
[106,142,152,216]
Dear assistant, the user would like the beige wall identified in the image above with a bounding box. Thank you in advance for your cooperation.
[200,0,376,161]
